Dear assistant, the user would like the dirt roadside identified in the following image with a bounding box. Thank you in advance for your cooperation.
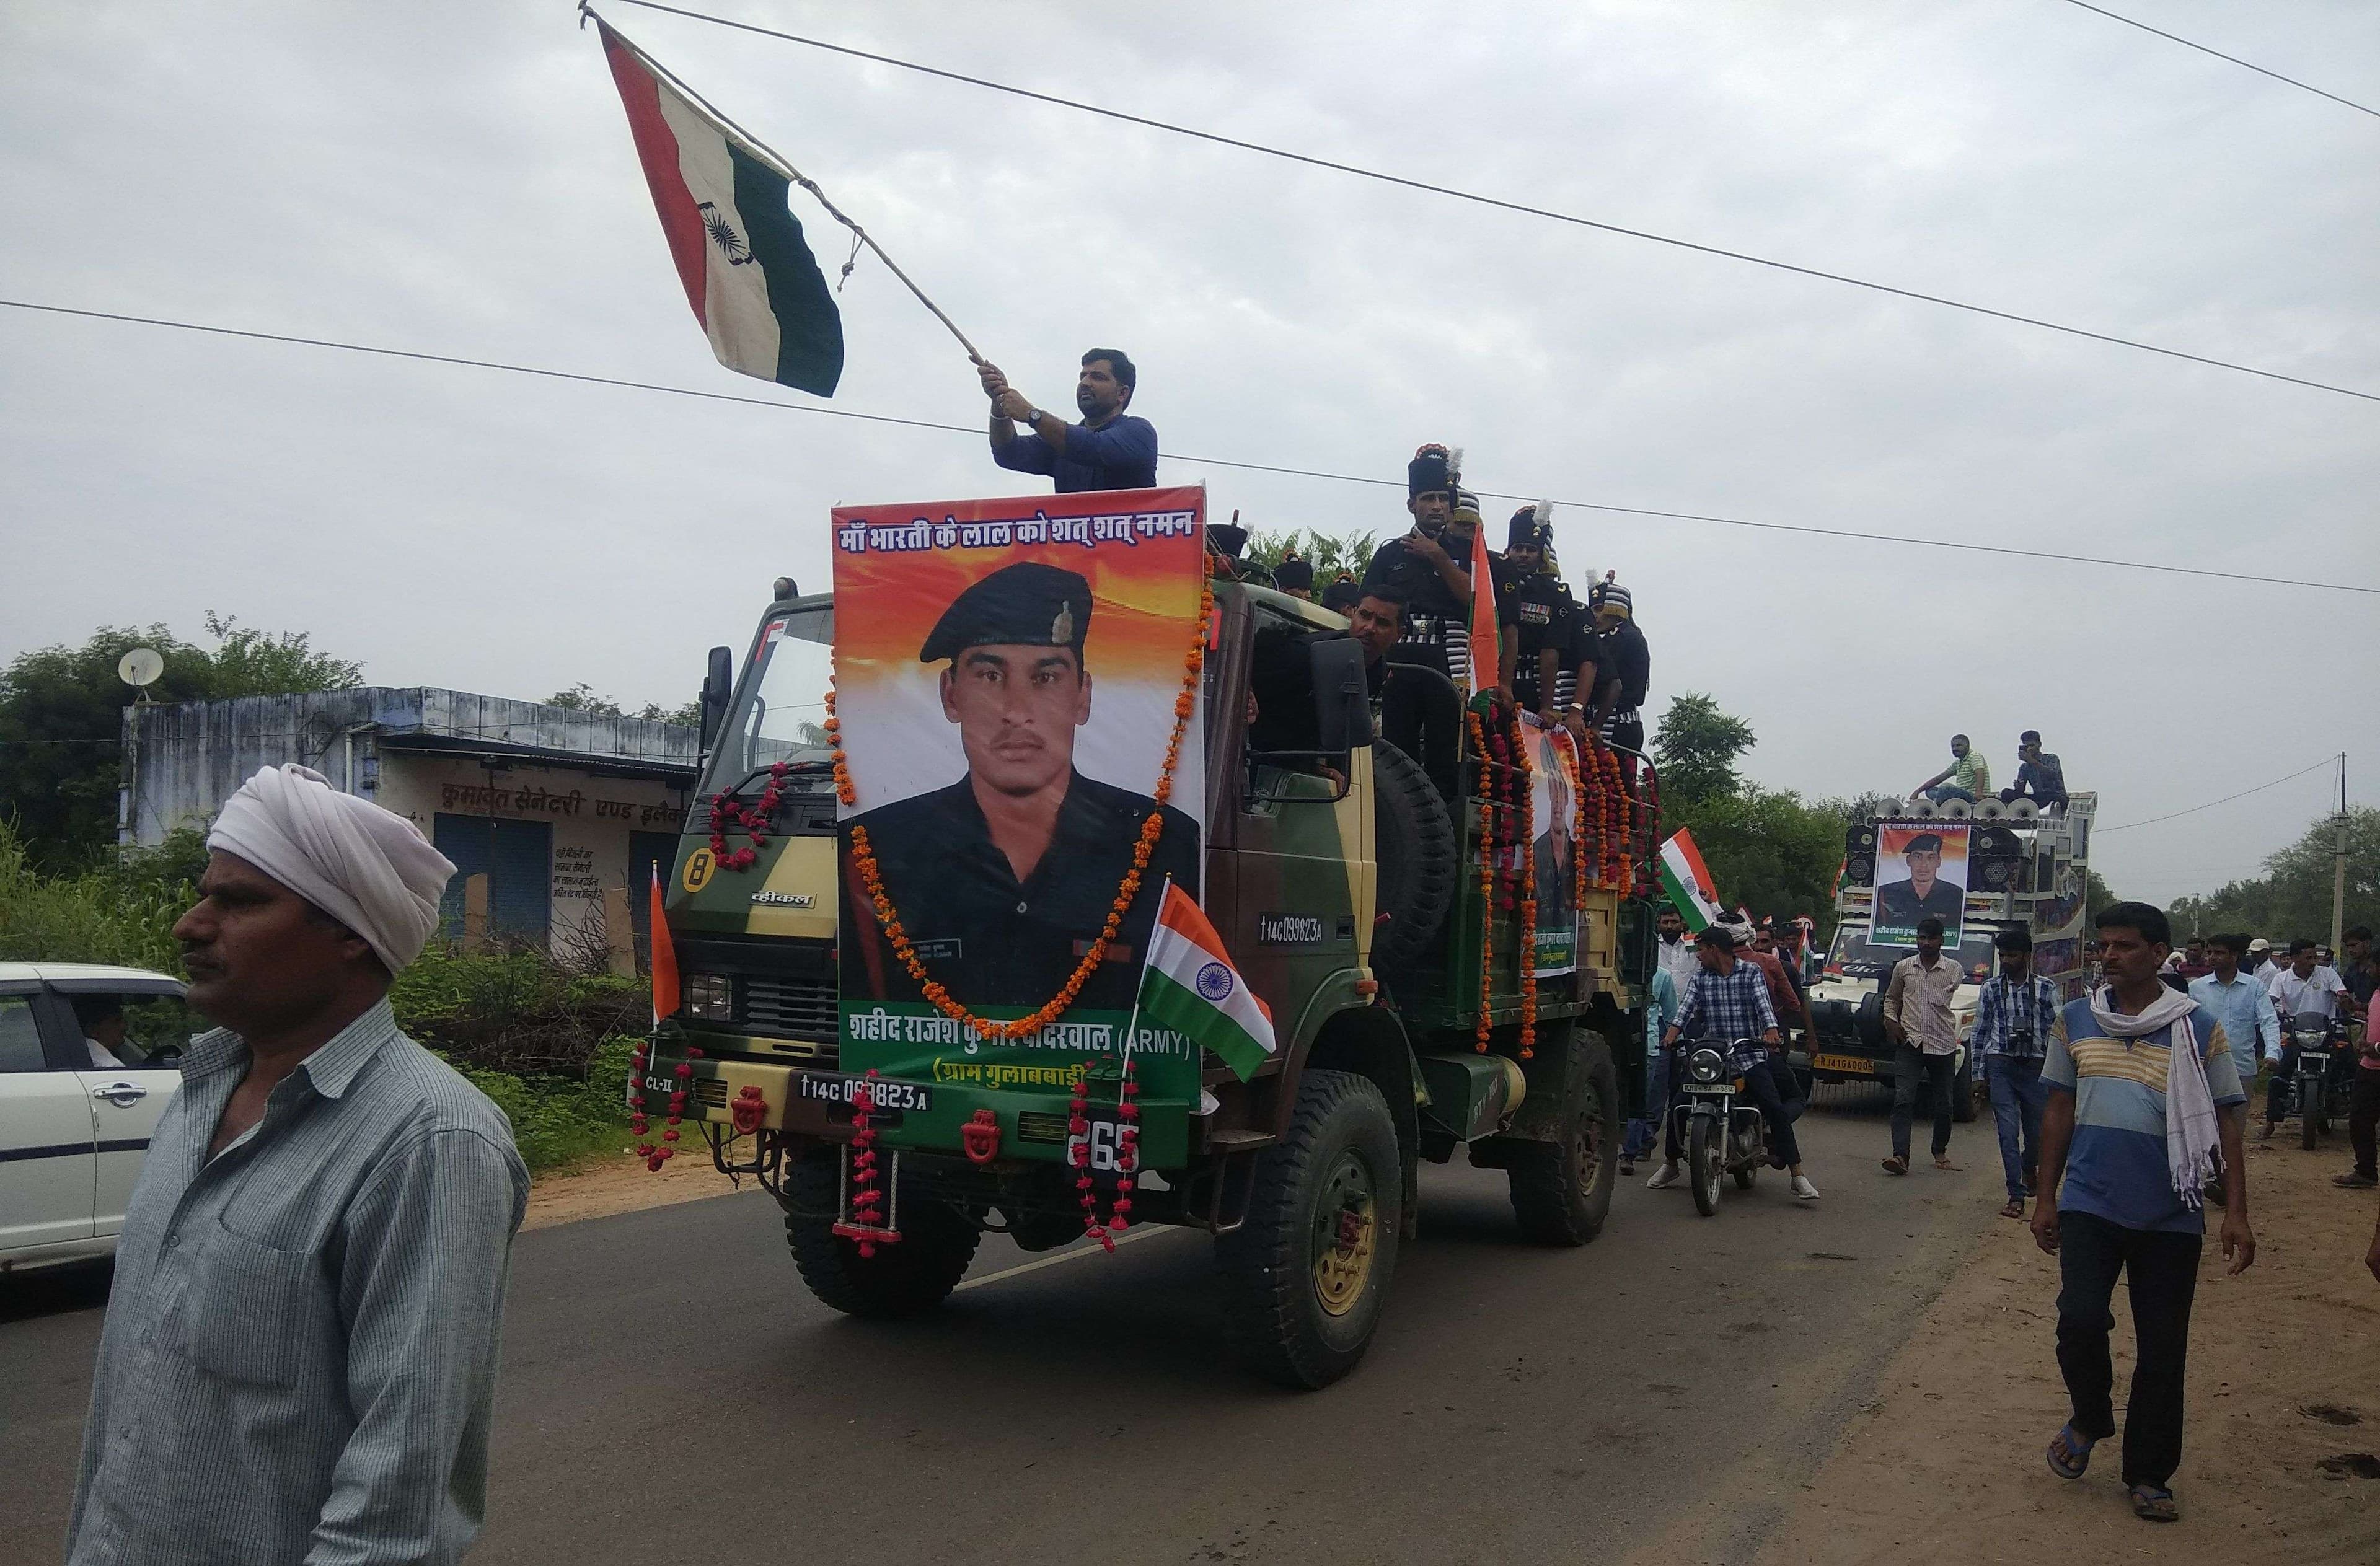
[520,1146,750,1232]
[1754,1130,2380,1565]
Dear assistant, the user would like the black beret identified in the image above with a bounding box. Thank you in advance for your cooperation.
[919,561,1092,663]
[1273,555,1314,591]
[1905,832,1944,854]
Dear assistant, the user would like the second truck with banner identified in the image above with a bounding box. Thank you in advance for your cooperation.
[635,483,1662,1388]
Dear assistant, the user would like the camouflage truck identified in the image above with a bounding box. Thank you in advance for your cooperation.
[645,576,1659,1387]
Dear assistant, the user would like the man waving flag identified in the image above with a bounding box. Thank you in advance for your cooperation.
[1134,879,1275,1080]
[595,17,845,395]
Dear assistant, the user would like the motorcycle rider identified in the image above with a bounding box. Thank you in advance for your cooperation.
[2262,939,2360,1139]
[1647,925,1820,1201]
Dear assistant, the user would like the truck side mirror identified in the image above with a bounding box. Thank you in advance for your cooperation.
[698,644,733,752]
[1308,637,1373,759]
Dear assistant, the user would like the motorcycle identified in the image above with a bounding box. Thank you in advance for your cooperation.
[2282,1013,2353,1151]
[1670,1040,1770,1216]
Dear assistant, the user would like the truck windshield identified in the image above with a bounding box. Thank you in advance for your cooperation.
[1828,925,1998,983]
[699,605,834,796]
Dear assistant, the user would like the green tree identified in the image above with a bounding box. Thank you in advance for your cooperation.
[1668,785,1850,936]
[1246,527,1378,585]
[0,618,362,870]
[2167,807,2376,943]
[1650,692,1756,809]
[544,683,624,717]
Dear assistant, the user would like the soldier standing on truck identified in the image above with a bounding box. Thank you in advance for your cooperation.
[1496,503,1578,726]
[1574,582,1650,780]
[842,561,1202,1010]
[1360,445,1483,680]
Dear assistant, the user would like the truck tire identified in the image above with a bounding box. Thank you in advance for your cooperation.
[1215,1068,1402,1389]
[783,1148,980,1319]
[1370,741,1457,972]
[1507,1032,1621,1246]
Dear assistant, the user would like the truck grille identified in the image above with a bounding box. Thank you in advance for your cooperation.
[742,974,838,1039]
[1015,1112,1072,1144]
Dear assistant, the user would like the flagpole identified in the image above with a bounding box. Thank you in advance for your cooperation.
[584,3,989,366]
[1117,874,1168,1071]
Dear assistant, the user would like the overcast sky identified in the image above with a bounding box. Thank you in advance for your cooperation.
[3,0,2373,907]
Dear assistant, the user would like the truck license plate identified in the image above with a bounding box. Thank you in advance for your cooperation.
[1814,1052,1874,1075]
[796,1071,933,1114]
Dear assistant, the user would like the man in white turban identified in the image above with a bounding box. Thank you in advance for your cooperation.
[69,765,529,1566]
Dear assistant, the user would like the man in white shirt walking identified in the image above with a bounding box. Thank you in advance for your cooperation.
[1883,915,1967,1175]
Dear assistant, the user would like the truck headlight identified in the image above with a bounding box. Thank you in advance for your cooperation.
[684,973,734,1022]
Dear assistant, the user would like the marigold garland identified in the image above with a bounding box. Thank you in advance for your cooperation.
[839,584,1212,1042]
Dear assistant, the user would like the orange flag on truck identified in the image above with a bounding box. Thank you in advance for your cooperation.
[1468,517,1500,695]
[650,863,680,1024]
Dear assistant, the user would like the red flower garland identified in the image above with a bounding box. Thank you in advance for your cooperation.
[706,761,790,873]
[832,1068,901,1257]
[1069,1057,1140,1251]
[1467,710,1497,1054]
[630,1041,703,1172]
[1516,713,1537,1060]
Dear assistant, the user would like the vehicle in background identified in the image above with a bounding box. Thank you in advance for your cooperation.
[644,570,1662,1386]
[1,964,201,1274]
[1795,794,2098,1120]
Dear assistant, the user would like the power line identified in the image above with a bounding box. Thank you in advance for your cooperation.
[601,0,2380,406]
[2064,0,2380,120]
[2096,754,2342,834]
[6,295,2376,598]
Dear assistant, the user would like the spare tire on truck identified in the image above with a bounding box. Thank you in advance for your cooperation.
[1371,740,1457,972]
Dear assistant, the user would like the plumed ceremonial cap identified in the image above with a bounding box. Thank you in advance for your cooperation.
[1507,501,1553,553]
[1272,555,1315,591]
[1451,490,1484,527]
[1905,832,1945,855]
[920,561,1093,662]
[1318,576,1362,612]
[1591,580,1633,617]
[1408,443,1457,498]
[1206,522,1250,559]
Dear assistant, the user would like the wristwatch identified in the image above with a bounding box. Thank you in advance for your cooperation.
[1023,407,1046,425]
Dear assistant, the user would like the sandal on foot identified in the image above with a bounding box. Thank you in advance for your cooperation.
[1881,1156,1909,1176]
[2129,1484,2177,1522]
[1934,1157,1960,1171]
[2046,1423,2096,1480]
[1999,1199,2025,1219]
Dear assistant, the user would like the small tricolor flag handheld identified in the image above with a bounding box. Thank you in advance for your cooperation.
[1132,879,1276,1081]
[595,17,845,395]
[650,863,681,1026]
[1655,829,1722,934]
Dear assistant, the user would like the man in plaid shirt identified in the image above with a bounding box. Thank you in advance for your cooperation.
[1975,925,2060,1219]
[1649,925,1820,1200]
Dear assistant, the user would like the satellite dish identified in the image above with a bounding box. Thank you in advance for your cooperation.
[118,648,165,689]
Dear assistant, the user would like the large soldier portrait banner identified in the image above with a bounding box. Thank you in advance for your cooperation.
[1524,716,1579,977]
[834,486,1209,1101]
[1871,822,1970,946]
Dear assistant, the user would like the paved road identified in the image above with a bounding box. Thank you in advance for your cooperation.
[1,1096,2006,1565]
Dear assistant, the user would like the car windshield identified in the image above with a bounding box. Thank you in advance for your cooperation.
[1828,925,1998,983]
[699,605,834,795]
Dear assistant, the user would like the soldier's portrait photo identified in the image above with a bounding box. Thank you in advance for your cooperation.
[830,490,1210,1050]
[1870,824,1969,945]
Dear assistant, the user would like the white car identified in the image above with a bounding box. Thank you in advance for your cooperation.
[1,962,198,1274]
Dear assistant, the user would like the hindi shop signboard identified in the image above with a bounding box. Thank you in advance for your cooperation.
[833,487,1210,1101]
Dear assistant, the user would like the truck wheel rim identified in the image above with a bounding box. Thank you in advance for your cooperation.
[1312,1151,1378,1317]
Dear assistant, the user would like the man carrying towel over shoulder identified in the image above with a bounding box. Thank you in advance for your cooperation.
[2032,900,2252,1526]
[68,764,527,1566]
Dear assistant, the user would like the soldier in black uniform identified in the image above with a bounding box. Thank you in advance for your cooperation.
[1872,832,1966,938]
[843,561,1202,1011]
[1360,445,1482,679]
[1318,573,1362,615]
[1496,503,1579,724]
[1574,579,1651,782]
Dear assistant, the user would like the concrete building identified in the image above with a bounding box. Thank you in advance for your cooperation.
[121,688,699,960]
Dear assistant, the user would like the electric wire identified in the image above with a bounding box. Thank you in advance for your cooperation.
[2063,0,2380,119]
[6,296,2376,599]
[602,0,2379,405]
[2096,755,2342,834]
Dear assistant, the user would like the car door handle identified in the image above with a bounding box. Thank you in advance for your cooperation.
[90,1081,149,1104]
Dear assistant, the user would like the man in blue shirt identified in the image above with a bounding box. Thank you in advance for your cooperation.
[2188,932,2280,1090]
[1975,925,2060,1219]
[2034,902,2252,1524]
[1999,730,2068,811]
[979,348,1158,493]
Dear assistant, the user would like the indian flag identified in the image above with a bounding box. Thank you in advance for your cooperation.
[1466,515,1500,695]
[1656,830,1722,933]
[597,20,844,396]
[1135,881,1276,1081]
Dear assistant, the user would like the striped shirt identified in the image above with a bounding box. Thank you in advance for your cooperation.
[2043,996,2244,1235]
[69,1000,527,1565]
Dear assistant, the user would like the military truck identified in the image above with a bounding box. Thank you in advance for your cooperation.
[642,575,1658,1387]
[1795,793,2097,1114]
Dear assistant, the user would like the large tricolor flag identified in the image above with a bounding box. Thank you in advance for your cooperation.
[1655,829,1722,933]
[597,20,845,395]
[1134,881,1276,1081]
